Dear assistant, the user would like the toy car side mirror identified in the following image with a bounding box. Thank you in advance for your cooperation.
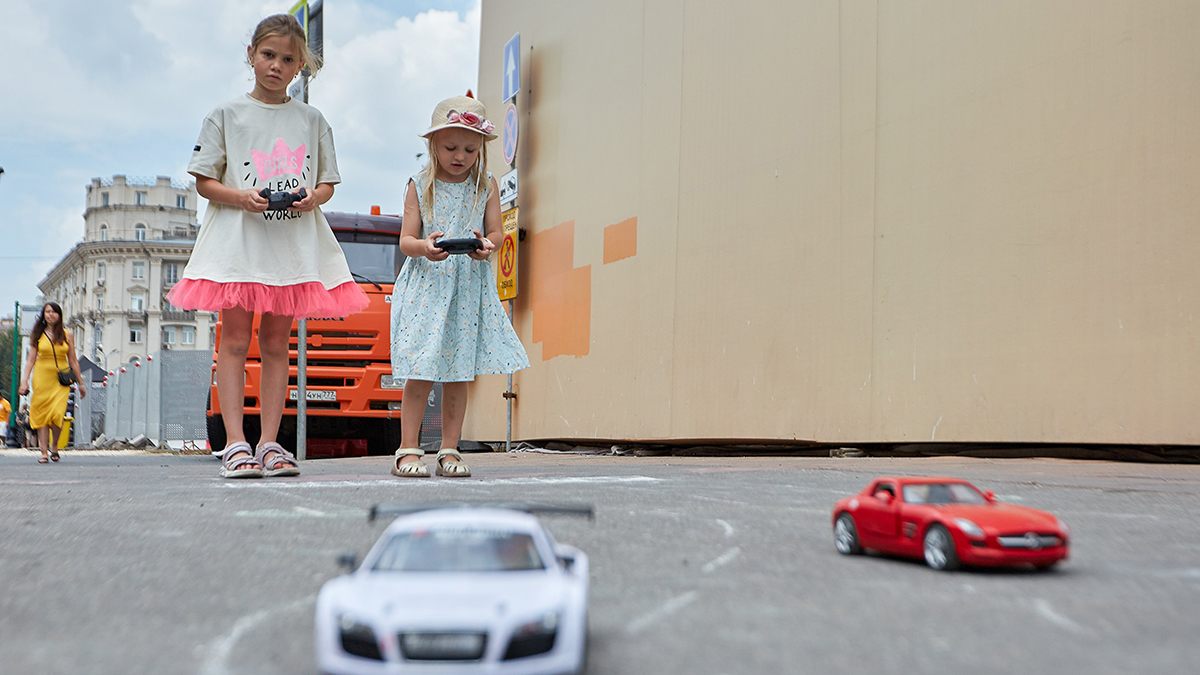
[336,552,358,571]
[984,490,996,503]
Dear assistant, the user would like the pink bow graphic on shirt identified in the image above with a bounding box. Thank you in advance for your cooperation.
[447,110,495,134]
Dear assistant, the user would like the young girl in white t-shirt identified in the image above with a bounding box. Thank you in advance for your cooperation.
[168,14,368,479]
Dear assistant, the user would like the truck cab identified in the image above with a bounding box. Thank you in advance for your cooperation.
[206,209,418,457]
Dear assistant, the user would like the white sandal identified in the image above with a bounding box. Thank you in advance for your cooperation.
[219,441,263,479]
[256,441,300,477]
[435,449,471,478]
[391,448,429,478]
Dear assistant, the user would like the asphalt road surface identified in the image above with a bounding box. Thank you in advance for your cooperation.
[2,449,1199,675]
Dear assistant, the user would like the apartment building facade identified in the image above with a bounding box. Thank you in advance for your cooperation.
[38,175,214,370]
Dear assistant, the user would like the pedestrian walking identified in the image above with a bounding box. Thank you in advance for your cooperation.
[17,302,86,463]
[166,13,367,479]
[389,95,530,478]
[1,394,11,447]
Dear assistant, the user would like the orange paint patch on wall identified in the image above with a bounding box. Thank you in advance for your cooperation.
[603,217,637,264]
[528,221,591,359]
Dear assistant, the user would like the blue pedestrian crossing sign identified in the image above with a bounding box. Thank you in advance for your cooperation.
[503,33,520,103]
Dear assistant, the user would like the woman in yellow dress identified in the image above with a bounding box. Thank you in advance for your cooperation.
[18,303,86,463]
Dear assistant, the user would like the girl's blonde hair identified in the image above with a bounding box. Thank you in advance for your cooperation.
[248,14,322,76]
[420,132,490,228]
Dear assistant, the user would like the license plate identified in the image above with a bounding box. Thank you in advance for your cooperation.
[289,389,336,402]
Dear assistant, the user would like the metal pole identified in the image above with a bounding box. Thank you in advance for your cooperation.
[10,301,19,427]
[505,299,514,452]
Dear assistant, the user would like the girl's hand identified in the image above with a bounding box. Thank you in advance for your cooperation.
[288,189,318,213]
[18,383,28,396]
[467,230,496,261]
[77,385,87,399]
[237,189,270,213]
[423,232,450,261]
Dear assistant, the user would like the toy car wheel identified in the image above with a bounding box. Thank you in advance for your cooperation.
[834,513,862,555]
[923,524,960,571]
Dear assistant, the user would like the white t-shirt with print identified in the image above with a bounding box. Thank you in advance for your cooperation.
[183,94,352,288]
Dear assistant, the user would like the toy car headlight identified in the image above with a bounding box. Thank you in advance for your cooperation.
[338,614,383,661]
[954,518,985,538]
[514,611,559,638]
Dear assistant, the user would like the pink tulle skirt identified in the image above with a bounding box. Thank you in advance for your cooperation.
[166,279,370,319]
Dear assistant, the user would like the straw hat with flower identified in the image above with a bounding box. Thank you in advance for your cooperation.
[420,96,497,141]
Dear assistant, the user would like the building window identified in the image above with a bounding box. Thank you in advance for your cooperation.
[96,294,103,311]
[130,325,143,343]
[134,223,147,241]
[162,326,176,345]
[176,195,187,209]
[182,326,195,345]
[100,224,108,241]
[132,261,145,280]
[135,191,147,206]
[97,262,106,284]
[131,293,145,311]
[94,325,103,346]
[101,192,109,206]
[209,326,216,346]
[163,262,180,284]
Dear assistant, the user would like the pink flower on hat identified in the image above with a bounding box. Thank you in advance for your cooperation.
[447,109,495,135]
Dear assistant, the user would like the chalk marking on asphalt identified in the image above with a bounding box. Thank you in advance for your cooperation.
[234,508,344,518]
[200,594,316,675]
[716,519,735,538]
[220,476,661,489]
[702,546,742,573]
[293,506,327,516]
[1033,599,1090,636]
[625,591,700,634]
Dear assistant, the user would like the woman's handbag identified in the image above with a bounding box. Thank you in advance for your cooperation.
[51,340,76,387]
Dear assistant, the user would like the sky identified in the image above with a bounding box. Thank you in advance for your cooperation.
[0,0,482,316]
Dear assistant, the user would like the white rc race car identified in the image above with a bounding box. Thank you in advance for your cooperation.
[315,502,592,675]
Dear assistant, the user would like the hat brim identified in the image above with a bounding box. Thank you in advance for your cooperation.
[421,122,498,141]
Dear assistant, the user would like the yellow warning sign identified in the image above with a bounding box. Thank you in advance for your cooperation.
[497,207,519,301]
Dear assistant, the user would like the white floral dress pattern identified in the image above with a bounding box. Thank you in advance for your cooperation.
[390,173,530,382]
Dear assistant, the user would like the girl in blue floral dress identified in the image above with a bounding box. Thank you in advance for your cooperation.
[389,95,529,477]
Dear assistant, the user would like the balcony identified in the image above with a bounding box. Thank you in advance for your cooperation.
[126,309,148,322]
[161,308,195,321]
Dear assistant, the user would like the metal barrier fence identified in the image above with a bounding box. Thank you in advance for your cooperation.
[104,350,211,446]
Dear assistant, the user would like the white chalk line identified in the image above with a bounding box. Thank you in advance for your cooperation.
[715,519,735,538]
[702,546,742,573]
[1033,599,1090,636]
[219,475,661,489]
[625,591,700,634]
[199,594,316,675]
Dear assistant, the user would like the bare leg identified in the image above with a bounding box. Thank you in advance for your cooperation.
[216,308,254,445]
[49,423,62,451]
[438,381,468,467]
[397,379,433,465]
[256,313,294,446]
[37,426,49,460]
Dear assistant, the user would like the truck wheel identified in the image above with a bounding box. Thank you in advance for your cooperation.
[205,391,225,458]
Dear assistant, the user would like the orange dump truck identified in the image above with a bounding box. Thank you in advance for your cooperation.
[205,209,420,458]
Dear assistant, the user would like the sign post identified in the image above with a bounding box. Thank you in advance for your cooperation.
[500,33,522,452]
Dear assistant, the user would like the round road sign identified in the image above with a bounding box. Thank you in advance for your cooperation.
[503,104,519,165]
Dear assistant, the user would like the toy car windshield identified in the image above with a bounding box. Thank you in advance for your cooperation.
[902,483,987,505]
[372,527,545,572]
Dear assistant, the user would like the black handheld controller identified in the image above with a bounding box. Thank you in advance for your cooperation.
[434,238,485,255]
[259,187,307,211]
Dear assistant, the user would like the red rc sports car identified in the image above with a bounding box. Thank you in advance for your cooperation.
[831,476,1070,571]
